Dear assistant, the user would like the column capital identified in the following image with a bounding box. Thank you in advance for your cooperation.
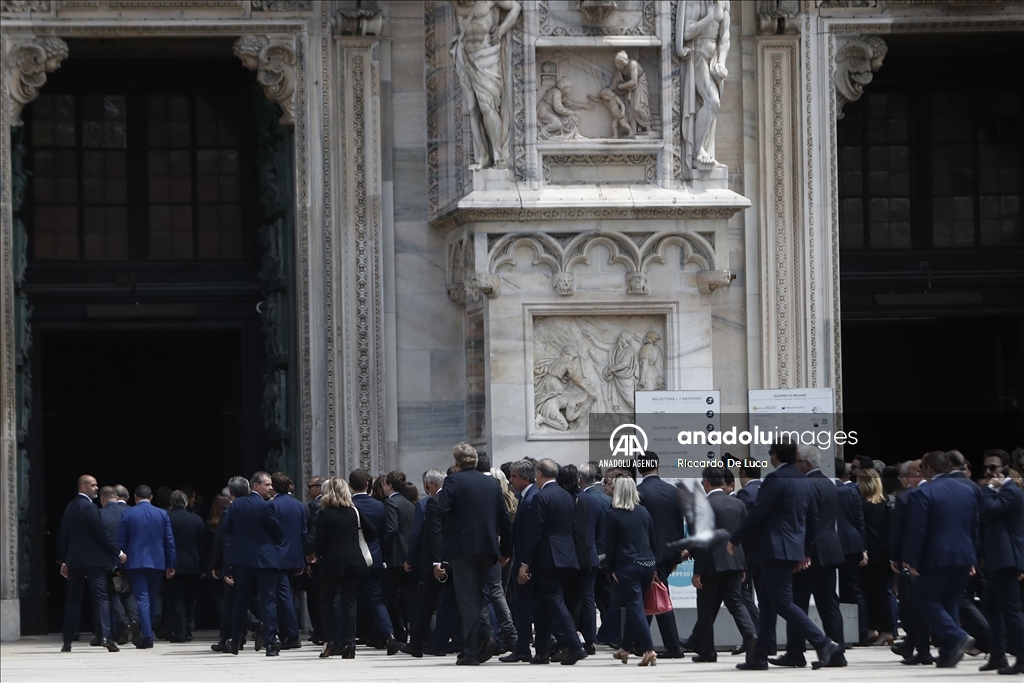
[233,34,296,126]
[6,35,68,127]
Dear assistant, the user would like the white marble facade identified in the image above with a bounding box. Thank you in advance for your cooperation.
[1,0,1021,639]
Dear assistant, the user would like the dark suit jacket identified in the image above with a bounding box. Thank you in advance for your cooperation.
[271,492,309,571]
[582,485,611,555]
[168,508,205,575]
[521,481,579,571]
[56,494,120,568]
[118,501,176,571]
[637,474,684,564]
[314,505,377,578]
[306,495,322,545]
[436,469,512,561]
[736,480,761,510]
[730,463,818,562]
[979,480,1024,572]
[211,506,232,573]
[888,488,914,565]
[692,490,746,575]
[577,494,598,570]
[221,492,283,570]
[512,484,539,571]
[407,494,443,573]
[806,470,846,567]
[384,492,415,569]
[837,482,867,555]
[903,474,979,571]
[352,493,386,569]
[98,501,128,567]
[604,506,657,570]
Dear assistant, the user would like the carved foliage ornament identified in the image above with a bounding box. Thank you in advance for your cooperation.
[7,36,68,126]
[0,1,50,11]
[234,35,297,126]
[834,34,887,119]
[757,0,799,35]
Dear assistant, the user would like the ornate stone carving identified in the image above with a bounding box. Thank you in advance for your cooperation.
[587,88,633,139]
[251,0,311,9]
[534,343,596,431]
[234,35,297,126]
[0,1,50,11]
[757,0,799,34]
[696,268,733,294]
[626,271,649,295]
[541,153,658,184]
[552,272,575,295]
[834,34,887,119]
[540,0,655,36]
[676,0,730,177]
[637,331,665,390]
[578,0,616,22]
[612,51,652,135]
[336,0,383,35]
[537,78,593,141]
[6,36,68,127]
[449,0,521,170]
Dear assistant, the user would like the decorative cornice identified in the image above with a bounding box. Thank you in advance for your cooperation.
[5,35,67,126]
[252,0,310,10]
[834,34,886,119]
[0,1,50,12]
[234,34,297,126]
[432,204,743,233]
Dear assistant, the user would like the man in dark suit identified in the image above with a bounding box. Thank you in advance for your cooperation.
[835,456,869,645]
[97,486,138,646]
[888,459,932,664]
[117,484,177,649]
[978,452,1024,675]
[734,464,762,632]
[736,464,761,510]
[690,467,755,663]
[56,474,125,652]
[304,475,324,645]
[728,442,841,671]
[636,453,684,658]
[903,450,979,668]
[436,442,513,666]
[499,459,540,663]
[401,469,448,657]
[579,463,611,623]
[166,490,204,642]
[269,472,308,651]
[222,471,283,656]
[350,468,399,654]
[771,446,847,667]
[382,470,417,645]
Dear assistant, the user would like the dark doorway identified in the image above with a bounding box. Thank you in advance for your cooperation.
[39,328,245,633]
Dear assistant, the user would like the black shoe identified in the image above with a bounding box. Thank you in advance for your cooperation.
[561,648,587,665]
[90,635,103,647]
[227,639,239,655]
[825,653,849,667]
[185,633,193,642]
[152,616,165,641]
[769,654,807,668]
[584,642,596,656]
[550,648,565,662]
[61,644,71,653]
[135,639,154,649]
[530,654,550,664]
[102,639,120,652]
[422,645,447,656]
[456,654,480,666]
[400,643,423,658]
[680,638,698,652]
[211,641,226,652]
[661,647,685,659]
[116,628,129,646]
[936,635,975,669]
[279,637,301,650]
[386,637,400,656]
[499,653,531,662]
[982,659,1010,672]
[265,648,279,657]
[692,654,718,662]
[342,643,356,659]
[892,643,912,658]
[732,637,755,656]
[736,660,769,670]
[266,637,282,654]
[812,641,842,670]
[998,661,1024,675]
[479,636,498,663]
[901,653,934,665]
[253,622,265,652]
[129,621,142,648]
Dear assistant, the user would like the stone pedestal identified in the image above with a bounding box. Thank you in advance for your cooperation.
[0,599,18,641]
[472,168,511,192]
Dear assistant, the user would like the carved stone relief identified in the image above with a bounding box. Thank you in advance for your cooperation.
[757,0,799,34]
[611,50,651,135]
[541,153,658,184]
[251,0,311,10]
[336,0,384,35]
[234,35,297,126]
[834,34,887,119]
[532,315,666,433]
[537,78,593,141]
[0,1,50,11]
[6,36,68,126]
[676,0,731,177]
[587,88,633,138]
[540,0,655,36]
[577,0,617,22]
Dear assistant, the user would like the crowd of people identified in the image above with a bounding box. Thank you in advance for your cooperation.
[57,442,1024,673]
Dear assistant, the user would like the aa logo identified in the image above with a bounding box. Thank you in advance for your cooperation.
[609,424,648,458]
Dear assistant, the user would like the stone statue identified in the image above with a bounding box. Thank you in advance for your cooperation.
[611,51,651,134]
[676,0,731,175]
[588,88,633,139]
[8,36,68,126]
[534,346,597,431]
[449,0,522,170]
[537,78,593,141]
[583,329,641,413]
[637,331,665,391]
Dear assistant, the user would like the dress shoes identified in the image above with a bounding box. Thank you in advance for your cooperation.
[252,621,265,652]
[499,653,531,662]
[129,620,142,648]
[732,636,755,656]
[386,637,400,656]
[812,641,843,670]
[211,641,227,652]
[549,648,565,662]
[102,639,120,652]
[342,643,356,659]
[680,638,698,652]
[265,648,279,657]
[660,647,685,659]
[692,654,718,663]
[936,635,975,668]
[422,645,447,656]
[479,636,498,663]
[456,654,480,666]
[584,642,596,656]
[227,639,239,655]
[561,648,587,665]
[61,643,71,653]
[90,635,103,647]
[399,643,423,658]
[530,654,550,664]
[135,639,154,649]
[279,637,302,650]
[981,658,1010,672]
[768,653,807,668]
[823,653,849,667]
[901,653,935,665]
[998,661,1024,675]
[892,643,912,658]
[736,660,769,670]
[116,627,129,646]
[265,637,282,654]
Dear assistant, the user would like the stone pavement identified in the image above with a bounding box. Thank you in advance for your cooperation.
[0,634,1001,683]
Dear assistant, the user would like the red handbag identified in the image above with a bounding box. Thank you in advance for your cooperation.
[643,574,673,615]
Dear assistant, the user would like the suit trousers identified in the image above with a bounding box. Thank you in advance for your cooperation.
[862,564,894,634]
[382,566,419,641]
[319,572,359,647]
[64,566,112,645]
[753,560,830,662]
[614,562,656,654]
[565,567,597,646]
[839,554,869,643]
[984,567,1024,661]
[274,570,300,641]
[219,579,235,643]
[509,572,536,656]
[696,569,756,657]
[305,565,322,641]
[231,566,279,645]
[408,571,443,649]
[646,562,681,650]
[450,554,496,658]
[165,574,198,641]
[357,567,395,641]
[427,579,462,651]
[532,568,583,657]
[788,563,844,655]
[128,568,165,642]
[914,565,970,659]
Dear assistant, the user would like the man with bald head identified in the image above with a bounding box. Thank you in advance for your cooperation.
[56,475,126,652]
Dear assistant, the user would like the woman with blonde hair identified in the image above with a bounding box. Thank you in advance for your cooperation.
[603,477,658,666]
[857,468,893,645]
[314,477,378,658]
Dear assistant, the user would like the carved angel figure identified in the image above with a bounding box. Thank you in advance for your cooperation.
[537,78,593,141]
[588,88,634,139]
[534,345,597,431]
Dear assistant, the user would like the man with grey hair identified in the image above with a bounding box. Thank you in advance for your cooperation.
[401,469,448,657]
[212,477,250,653]
[98,485,137,645]
[889,459,930,664]
[166,490,204,642]
[501,460,540,662]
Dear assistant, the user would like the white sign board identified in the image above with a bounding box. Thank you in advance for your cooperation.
[747,388,836,476]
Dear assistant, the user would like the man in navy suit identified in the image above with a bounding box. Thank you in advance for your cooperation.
[728,442,841,671]
[401,469,449,657]
[579,462,610,638]
[500,459,540,663]
[903,450,979,668]
[270,472,308,650]
[117,484,176,649]
[56,474,126,652]
[889,459,932,665]
[221,471,283,656]
[97,486,138,645]
[517,459,586,665]
[736,464,761,510]
[636,453,684,658]
[734,463,762,634]
[350,468,399,654]
[165,489,204,643]
[436,442,513,666]
[978,451,1024,675]
[382,470,417,645]
[772,446,847,667]
[835,456,869,645]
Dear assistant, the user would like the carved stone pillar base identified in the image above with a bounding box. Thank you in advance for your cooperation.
[0,599,19,641]
[472,167,511,192]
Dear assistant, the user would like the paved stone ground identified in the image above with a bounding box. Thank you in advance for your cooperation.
[0,633,1002,682]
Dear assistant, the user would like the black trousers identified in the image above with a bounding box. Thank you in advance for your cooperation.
[861,564,894,634]
[450,554,495,659]
[695,569,756,657]
[64,565,111,646]
[985,567,1024,661]
[305,565,321,641]
[752,560,830,662]
[509,570,536,657]
[565,567,597,645]
[646,562,680,650]
[408,570,443,649]
[319,573,359,647]
[838,553,868,643]
[788,563,844,654]
[533,568,584,656]
[230,566,278,645]
[381,566,419,641]
[165,574,198,641]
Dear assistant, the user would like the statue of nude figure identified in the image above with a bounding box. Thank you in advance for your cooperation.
[676,0,730,170]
